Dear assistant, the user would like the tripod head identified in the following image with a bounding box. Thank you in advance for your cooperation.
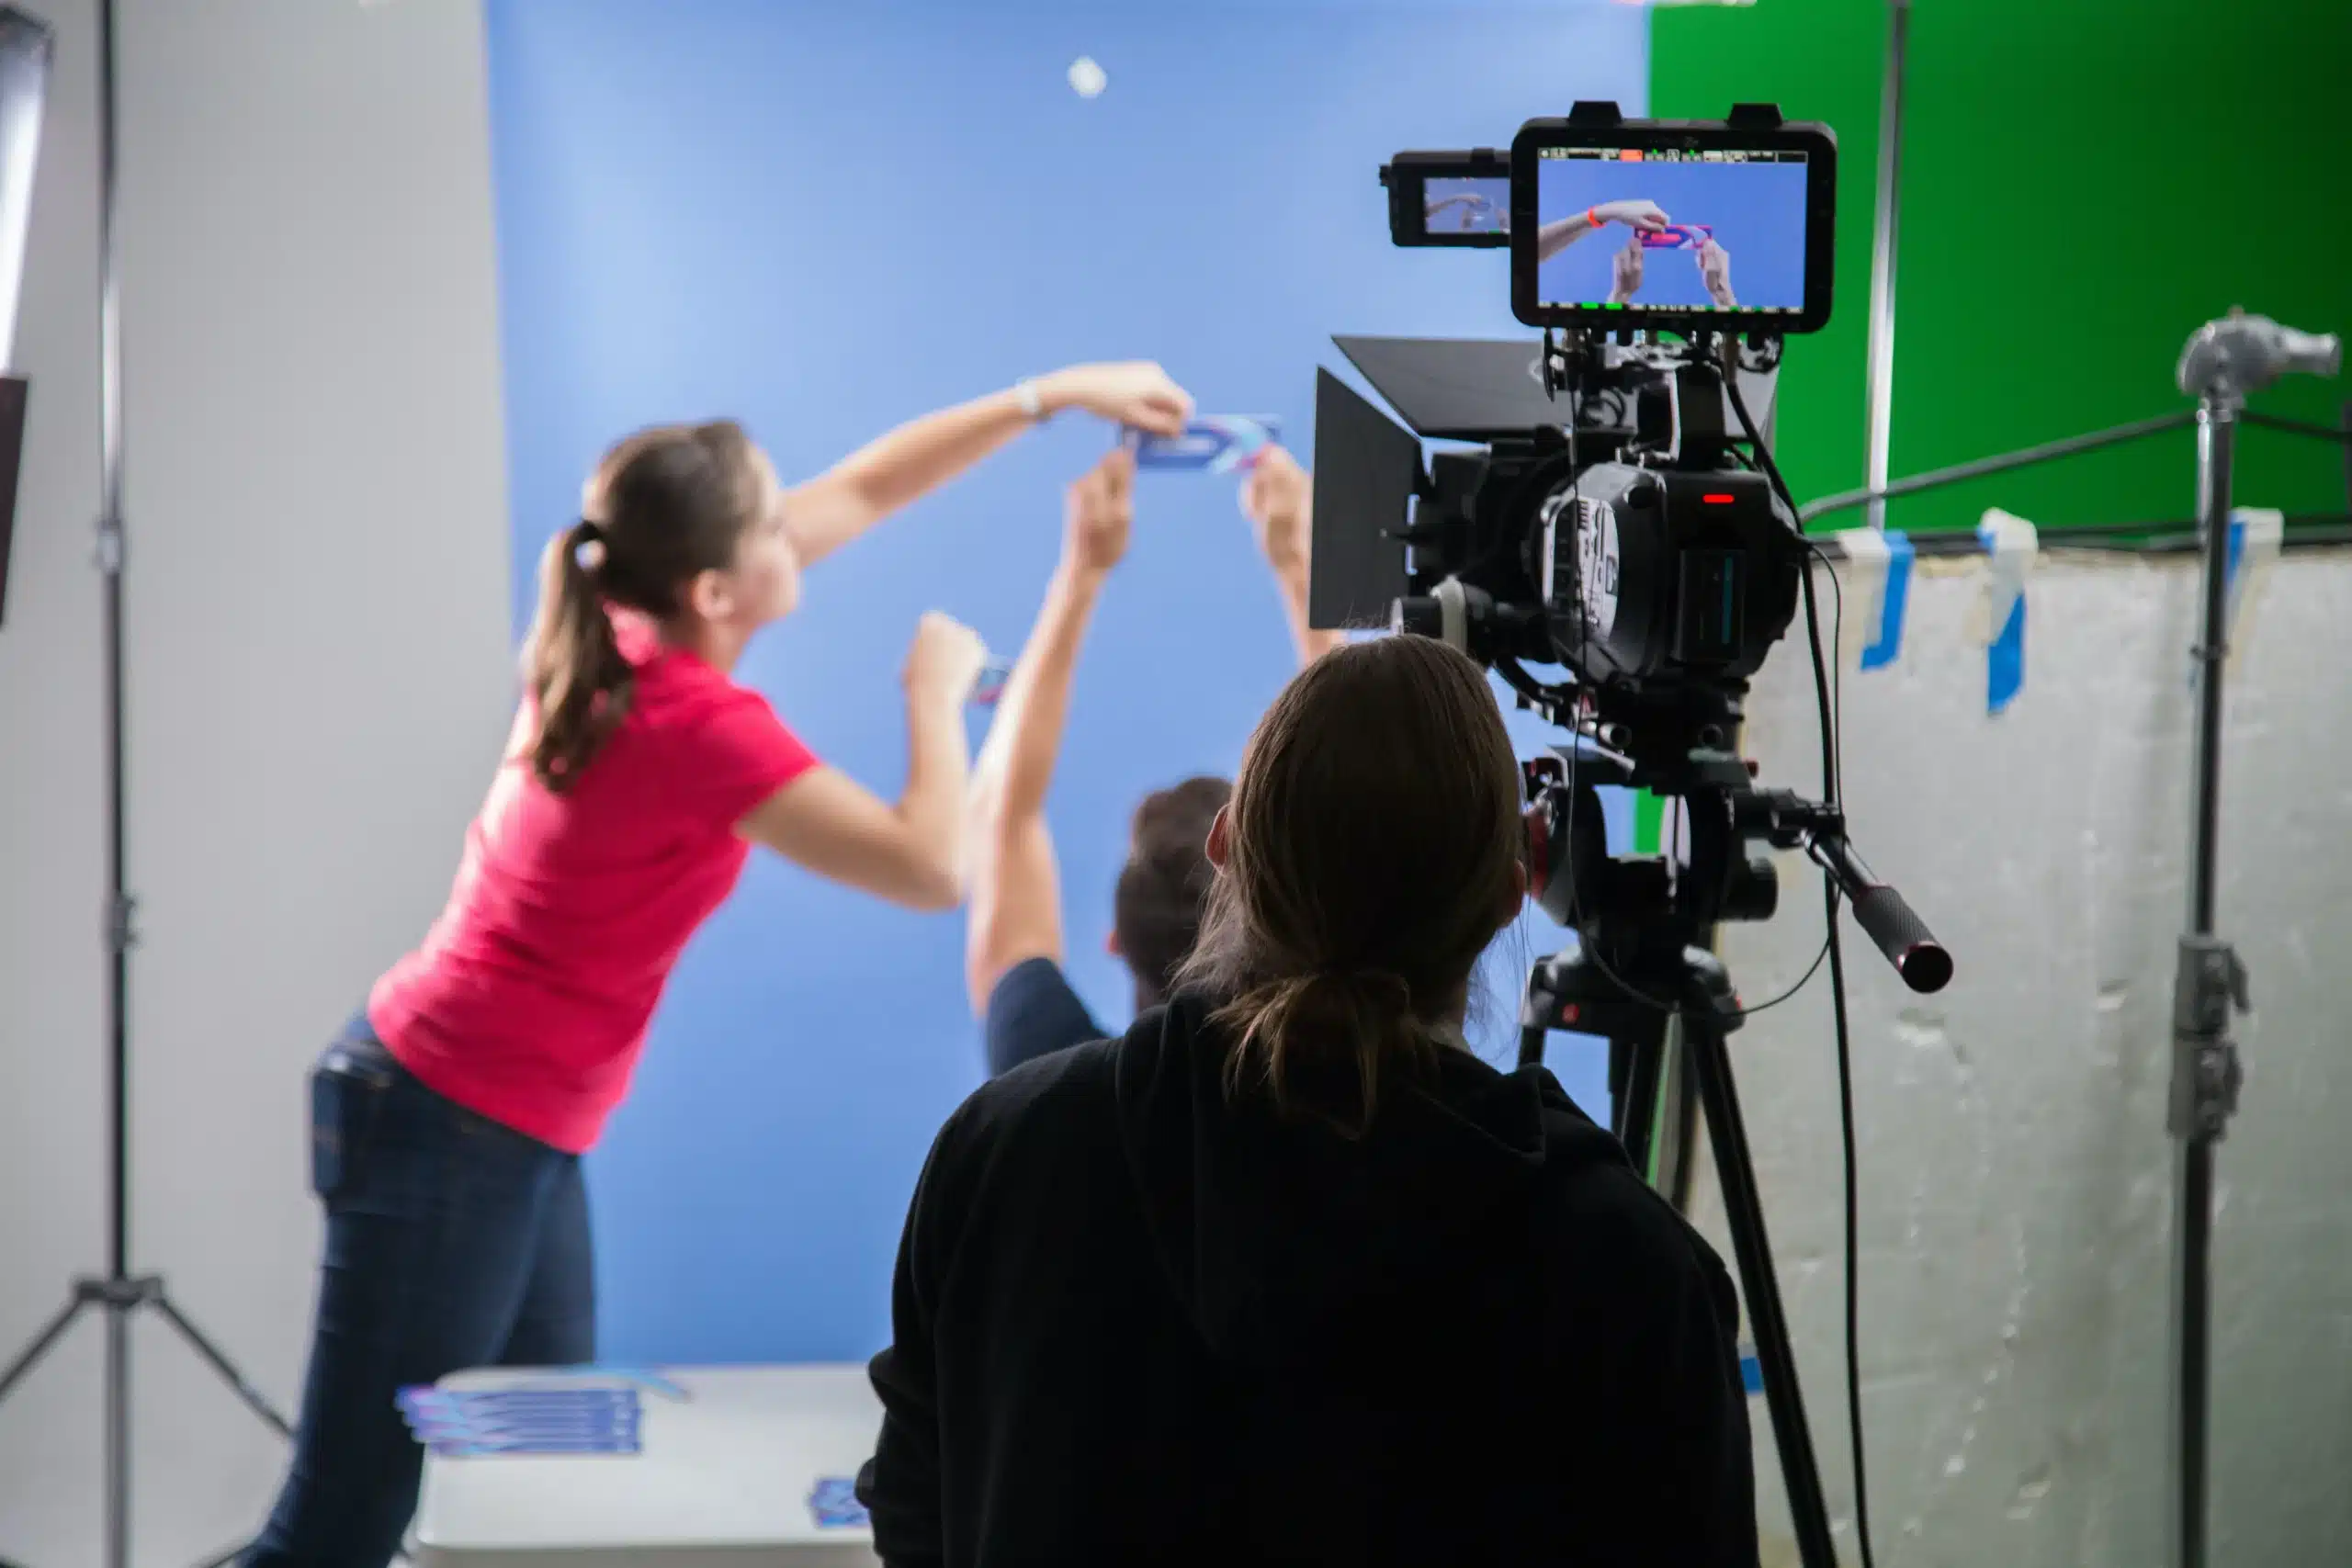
[1521,728,1953,1001]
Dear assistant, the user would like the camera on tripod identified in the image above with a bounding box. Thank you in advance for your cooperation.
[1310,100,1947,995]
[1327,104,1951,1568]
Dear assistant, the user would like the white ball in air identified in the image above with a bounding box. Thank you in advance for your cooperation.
[1068,56,1107,98]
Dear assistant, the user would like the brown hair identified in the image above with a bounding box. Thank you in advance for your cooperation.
[1173,635,1524,1134]
[524,420,769,792]
[1113,775,1232,1010]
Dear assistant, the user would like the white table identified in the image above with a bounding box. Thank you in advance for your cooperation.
[413,1364,885,1567]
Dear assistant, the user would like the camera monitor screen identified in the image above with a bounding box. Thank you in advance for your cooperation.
[1421,175,1510,238]
[1510,118,1836,333]
[1383,151,1511,248]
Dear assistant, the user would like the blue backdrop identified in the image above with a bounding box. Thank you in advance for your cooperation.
[1535,156,1809,309]
[484,0,1647,1366]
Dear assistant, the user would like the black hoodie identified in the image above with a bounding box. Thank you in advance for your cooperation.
[860,996,1755,1567]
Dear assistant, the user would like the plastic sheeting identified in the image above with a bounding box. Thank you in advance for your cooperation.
[1691,545,2352,1567]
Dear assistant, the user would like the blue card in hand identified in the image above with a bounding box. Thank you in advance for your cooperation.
[1127,416,1280,474]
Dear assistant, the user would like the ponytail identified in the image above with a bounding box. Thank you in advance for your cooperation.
[525,519,634,794]
[1216,967,1437,1137]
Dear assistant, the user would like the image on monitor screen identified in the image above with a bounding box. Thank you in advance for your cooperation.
[1532,148,1808,314]
[1422,175,1510,237]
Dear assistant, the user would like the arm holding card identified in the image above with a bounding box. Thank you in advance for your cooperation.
[782,363,1191,567]
[963,452,1136,1017]
[1241,445,1346,666]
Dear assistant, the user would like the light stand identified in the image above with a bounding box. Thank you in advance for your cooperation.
[1798,308,2348,1568]
[0,5,294,1566]
[2165,309,2341,1568]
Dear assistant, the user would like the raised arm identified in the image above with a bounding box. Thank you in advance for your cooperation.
[782,363,1191,567]
[1534,198,1670,263]
[738,613,986,912]
[963,452,1133,1013]
[1240,445,1345,667]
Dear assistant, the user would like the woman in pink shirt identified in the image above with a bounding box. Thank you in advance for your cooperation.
[244,363,1193,1568]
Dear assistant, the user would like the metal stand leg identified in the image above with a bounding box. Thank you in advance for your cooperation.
[0,1274,295,1568]
[153,1292,294,1439]
[0,1295,85,1404]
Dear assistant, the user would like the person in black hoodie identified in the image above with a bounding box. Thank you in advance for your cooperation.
[860,633,1757,1567]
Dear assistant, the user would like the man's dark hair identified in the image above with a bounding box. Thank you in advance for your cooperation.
[1112,774,1232,1010]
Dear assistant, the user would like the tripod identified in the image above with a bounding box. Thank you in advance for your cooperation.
[0,3,292,1564]
[1513,731,1949,1568]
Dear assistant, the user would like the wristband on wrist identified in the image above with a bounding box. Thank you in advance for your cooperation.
[1587,206,1602,230]
[1013,378,1047,423]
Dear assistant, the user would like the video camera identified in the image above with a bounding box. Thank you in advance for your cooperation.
[1321,103,1837,775]
[1340,107,1945,1568]
[1316,101,1949,994]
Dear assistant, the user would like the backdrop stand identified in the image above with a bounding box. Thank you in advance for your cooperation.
[1860,0,1908,534]
[0,4,293,1565]
[2165,309,2340,1568]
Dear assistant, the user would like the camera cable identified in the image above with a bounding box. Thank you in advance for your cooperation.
[1724,363,1878,1568]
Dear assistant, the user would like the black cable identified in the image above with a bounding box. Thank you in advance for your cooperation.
[1727,362,1877,1568]
[1823,877,1871,1565]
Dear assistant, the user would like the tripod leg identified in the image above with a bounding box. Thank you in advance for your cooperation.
[151,1292,294,1438]
[1611,1018,1668,1181]
[0,1292,90,1404]
[1683,1013,1838,1568]
[1659,1028,1700,1213]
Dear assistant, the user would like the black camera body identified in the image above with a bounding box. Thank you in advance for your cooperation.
[1393,445,1797,688]
[1310,333,1804,782]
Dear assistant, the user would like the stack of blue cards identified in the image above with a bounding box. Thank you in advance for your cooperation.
[1126,416,1280,474]
[396,1384,643,1457]
[808,1476,870,1529]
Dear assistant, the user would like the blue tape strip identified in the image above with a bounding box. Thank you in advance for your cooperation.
[2182,513,2261,692]
[2223,514,2247,627]
[1858,531,1913,671]
[1986,592,2025,714]
[1740,1354,1764,1395]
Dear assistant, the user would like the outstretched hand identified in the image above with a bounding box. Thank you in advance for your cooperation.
[1697,240,1736,308]
[1608,234,1645,304]
[1239,444,1312,578]
[1064,448,1135,578]
[1595,198,1670,234]
[902,611,989,706]
[1037,362,1193,437]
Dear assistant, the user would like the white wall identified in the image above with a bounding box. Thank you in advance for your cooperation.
[0,1,511,1560]
[1700,547,2352,1568]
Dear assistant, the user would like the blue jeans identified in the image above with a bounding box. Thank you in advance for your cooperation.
[244,1021,595,1567]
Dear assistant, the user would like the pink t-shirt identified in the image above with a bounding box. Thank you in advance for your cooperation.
[369,615,818,1153]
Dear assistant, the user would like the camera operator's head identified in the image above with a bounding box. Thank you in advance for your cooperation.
[1177,634,1526,1133]
[1111,775,1231,1013]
